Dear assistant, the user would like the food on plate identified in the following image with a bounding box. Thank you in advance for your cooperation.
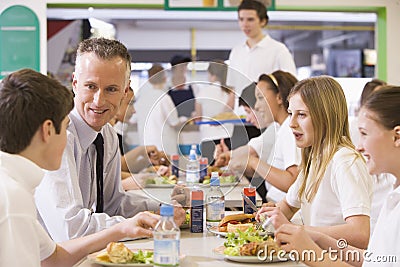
[223,228,281,257]
[218,213,254,232]
[145,175,177,185]
[202,166,237,185]
[95,242,153,264]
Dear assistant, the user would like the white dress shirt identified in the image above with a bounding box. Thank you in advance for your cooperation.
[35,108,159,242]
[0,151,56,266]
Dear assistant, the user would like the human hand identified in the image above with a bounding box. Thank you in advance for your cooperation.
[171,200,186,226]
[261,202,276,208]
[170,184,191,208]
[156,165,170,176]
[145,145,159,160]
[256,206,290,230]
[275,224,322,258]
[213,152,231,167]
[119,211,160,238]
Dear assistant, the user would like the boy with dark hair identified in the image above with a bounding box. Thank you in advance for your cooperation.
[0,69,160,266]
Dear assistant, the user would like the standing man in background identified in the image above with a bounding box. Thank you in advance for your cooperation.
[227,0,297,107]
[35,37,185,242]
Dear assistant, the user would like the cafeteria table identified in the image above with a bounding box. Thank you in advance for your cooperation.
[132,177,262,209]
[76,227,306,267]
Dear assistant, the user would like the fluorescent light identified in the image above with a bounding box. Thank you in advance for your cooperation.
[47,8,376,23]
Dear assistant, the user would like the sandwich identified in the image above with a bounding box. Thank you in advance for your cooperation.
[218,213,255,232]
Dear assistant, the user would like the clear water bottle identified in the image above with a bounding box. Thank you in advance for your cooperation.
[186,146,200,185]
[206,172,225,229]
[153,204,180,267]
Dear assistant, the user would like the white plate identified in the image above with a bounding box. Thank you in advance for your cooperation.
[87,248,153,267]
[213,246,289,264]
[225,254,289,263]
[207,226,268,237]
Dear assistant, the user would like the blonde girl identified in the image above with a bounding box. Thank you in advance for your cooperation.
[257,76,372,248]
[273,86,400,267]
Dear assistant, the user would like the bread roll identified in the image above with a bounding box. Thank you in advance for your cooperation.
[227,223,254,233]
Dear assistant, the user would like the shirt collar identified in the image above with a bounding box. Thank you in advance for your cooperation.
[69,107,102,150]
[242,34,271,49]
[0,151,44,192]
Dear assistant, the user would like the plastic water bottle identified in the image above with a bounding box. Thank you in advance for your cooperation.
[186,146,200,185]
[153,204,180,267]
[206,172,225,228]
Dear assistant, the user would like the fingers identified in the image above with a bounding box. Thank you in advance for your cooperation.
[156,165,169,176]
[262,202,276,208]
[171,185,190,207]
[171,200,186,226]
[137,211,160,228]
[255,206,274,221]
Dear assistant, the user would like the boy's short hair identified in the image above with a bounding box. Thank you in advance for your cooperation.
[148,64,166,85]
[238,0,269,21]
[0,69,74,154]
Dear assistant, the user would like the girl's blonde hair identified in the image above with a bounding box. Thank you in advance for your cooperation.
[288,76,362,202]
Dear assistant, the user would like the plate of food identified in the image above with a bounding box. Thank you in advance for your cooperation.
[87,242,153,266]
[201,167,239,187]
[144,175,177,188]
[213,232,288,264]
[208,213,270,237]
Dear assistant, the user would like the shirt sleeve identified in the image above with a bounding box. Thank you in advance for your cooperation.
[35,128,158,242]
[285,173,302,209]
[331,152,372,220]
[0,216,56,267]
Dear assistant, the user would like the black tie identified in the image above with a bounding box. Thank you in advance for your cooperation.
[93,133,104,213]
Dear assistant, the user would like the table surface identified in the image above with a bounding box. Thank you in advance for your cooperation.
[136,178,262,208]
[77,228,306,267]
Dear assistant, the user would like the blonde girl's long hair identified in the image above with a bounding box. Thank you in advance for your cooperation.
[288,76,363,202]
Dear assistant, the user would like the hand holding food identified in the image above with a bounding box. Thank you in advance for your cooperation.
[256,206,290,231]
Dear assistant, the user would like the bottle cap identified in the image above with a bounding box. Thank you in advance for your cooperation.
[160,204,174,216]
[210,176,220,186]
[171,154,179,160]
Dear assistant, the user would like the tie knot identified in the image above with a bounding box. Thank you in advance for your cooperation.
[93,133,103,147]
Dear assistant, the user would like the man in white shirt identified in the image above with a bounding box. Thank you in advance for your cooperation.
[227,0,296,110]
[35,38,185,242]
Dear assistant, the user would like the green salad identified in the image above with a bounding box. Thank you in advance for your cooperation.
[223,227,268,256]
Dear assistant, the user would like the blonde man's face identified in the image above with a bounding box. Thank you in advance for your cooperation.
[72,53,129,131]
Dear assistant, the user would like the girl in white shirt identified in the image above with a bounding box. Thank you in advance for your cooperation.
[257,76,372,249]
[271,86,400,266]
[236,71,300,202]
